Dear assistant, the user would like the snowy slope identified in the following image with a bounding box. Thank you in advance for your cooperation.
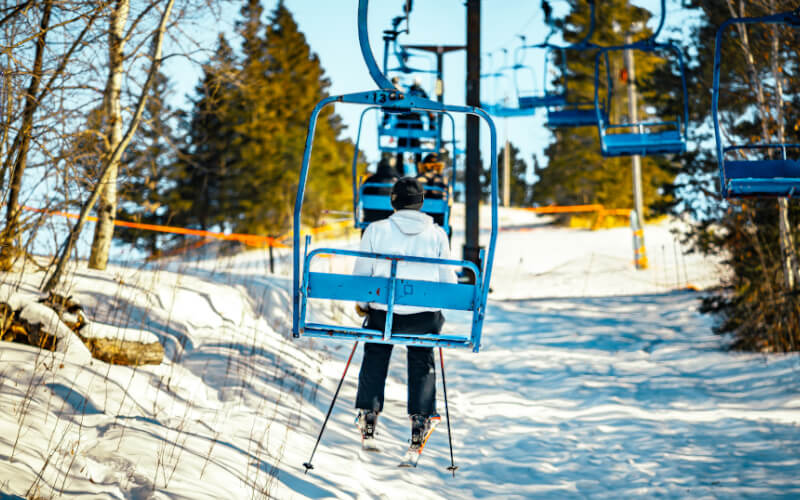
[0,207,798,499]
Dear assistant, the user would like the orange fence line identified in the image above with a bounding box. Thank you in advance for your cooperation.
[21,205,355,249]
[521,204,606,214]
[519,204,631,217]
[515,204,633,230]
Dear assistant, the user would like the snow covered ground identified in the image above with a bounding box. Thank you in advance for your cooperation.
[0,206,799,499]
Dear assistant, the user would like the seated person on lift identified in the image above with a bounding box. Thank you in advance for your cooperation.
[416,153,450,228]
[361,157,400,226]
[353,177,457,449]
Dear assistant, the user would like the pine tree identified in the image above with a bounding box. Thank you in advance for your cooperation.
[157,32,239,250]
[157,0,356,244]
[223,0,354,235]
[115,71,180,254]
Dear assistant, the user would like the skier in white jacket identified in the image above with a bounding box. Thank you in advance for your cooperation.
[353,176,457,447]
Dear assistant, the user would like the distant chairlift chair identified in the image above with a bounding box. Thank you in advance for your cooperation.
[712,8,800,198]
[593,40,689,157]
[350,107,456,233]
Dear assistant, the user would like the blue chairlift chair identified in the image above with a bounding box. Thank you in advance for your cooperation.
[378,109,440,155]
[293,90,497,352]
[545,48,613,129]
[293,0,499,352]
[479,51,536,118]
[593,41,689,157]
[712,9,800,198]
[542,0,609,129]
[545,48,612,129]
[512,37,568,111]
[355,183,451,234]
[349,107,457,232]
[591,0,689,157]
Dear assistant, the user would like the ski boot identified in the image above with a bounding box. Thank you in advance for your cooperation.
[399,414,441,467]
[357,410,380,451]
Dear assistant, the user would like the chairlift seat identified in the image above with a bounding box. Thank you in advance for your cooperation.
[711,11,800,198]
[300,246,483,349]
[601,129,685,157]
[379,126,439,140]
[547,104,604,128]
[295,89,497,353]
[724,159,800,197]
[518,93,567,110]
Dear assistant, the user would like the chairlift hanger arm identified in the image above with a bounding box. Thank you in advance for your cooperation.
[594,41,689,133]
[514,0,598,55]
[359,0,397,89]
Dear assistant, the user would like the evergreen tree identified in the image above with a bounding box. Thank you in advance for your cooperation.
[115,71,180,254]
[218,0,355,235]
[533,0,677,213]
[159,33,239,246]
[126,0,361,254]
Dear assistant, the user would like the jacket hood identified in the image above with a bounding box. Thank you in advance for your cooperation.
[389,210,434,235]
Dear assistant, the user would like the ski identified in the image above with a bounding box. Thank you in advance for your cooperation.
[362,435,380,452]
[398,415,441,468]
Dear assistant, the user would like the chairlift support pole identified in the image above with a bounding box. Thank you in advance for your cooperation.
[403,44,466,137]
[464,0,482,279]
[624,33,647,270]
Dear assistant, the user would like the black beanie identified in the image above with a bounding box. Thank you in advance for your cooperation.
[391,177,425,210]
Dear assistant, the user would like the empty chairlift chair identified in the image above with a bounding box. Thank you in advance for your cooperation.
[712,9,800,198]
[546,49,611,129]
[512,39,568,111]
[593,40,689,157]
[544,0,610,129]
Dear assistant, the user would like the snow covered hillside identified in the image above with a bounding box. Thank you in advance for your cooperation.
[1,207,799,499]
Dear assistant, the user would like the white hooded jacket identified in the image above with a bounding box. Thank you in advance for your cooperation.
[353,209,457,314]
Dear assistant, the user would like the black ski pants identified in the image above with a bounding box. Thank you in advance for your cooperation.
[355,309,444,416]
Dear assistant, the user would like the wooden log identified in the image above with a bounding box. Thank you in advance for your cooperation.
[78,336,164,366]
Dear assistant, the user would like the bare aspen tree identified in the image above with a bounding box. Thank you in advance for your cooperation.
[0,0,53,269]
[0,2,106,271]
[88,0,130,270]
[43,0,176,292]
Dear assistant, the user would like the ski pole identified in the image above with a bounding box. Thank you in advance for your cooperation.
[303,341,359,474]
[439,347,458,477]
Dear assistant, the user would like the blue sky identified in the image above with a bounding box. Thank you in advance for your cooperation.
[167,0,695,179]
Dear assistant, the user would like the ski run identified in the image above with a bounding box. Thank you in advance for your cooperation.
[1,205,799,499]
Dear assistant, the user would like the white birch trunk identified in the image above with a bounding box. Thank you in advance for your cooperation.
[43,0,175,292]
[770,13,800,290]
[88,0,129,270]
